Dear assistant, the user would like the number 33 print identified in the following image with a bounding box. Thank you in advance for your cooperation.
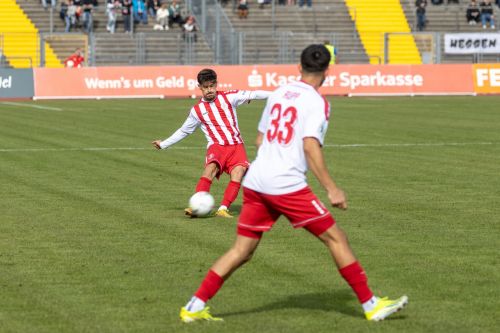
[266,103,298,145]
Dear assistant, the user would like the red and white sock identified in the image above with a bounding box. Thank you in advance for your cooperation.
[339,261,374,304]
[184,270,224,312]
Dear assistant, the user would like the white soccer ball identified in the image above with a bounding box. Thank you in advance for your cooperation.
[189,191,214,217]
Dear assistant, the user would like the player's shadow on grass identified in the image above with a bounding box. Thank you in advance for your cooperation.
[219,290,360,318]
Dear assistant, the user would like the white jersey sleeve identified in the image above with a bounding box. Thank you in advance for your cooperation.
[257,99,272,134]
[303,98,330,146]
[159,109,200,149]
[225,90,271,108]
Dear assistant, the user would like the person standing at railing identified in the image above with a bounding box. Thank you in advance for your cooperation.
[121,0,133,33]
[324,41,337,64]
[107,0,122,33]
[415,0,428,31]
[82,0,97,34]
[480,0,496,29]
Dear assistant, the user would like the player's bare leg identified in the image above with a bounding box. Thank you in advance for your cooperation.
[317,223,357,268]
[317,224,408,321]
[210,234,260,278]
[216,165,247,218]
[180,234,261,322]
[185,163,219,216]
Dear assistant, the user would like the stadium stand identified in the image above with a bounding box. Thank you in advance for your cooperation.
[223,0,370,64]
[401,0,500,63]
[0,0,62,68]
[4,0,498,66]
[13,0,213,66]
[344,0,421,64]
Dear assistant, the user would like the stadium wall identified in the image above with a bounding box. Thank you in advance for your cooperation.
[1,64,500,100]
[0,69,34,99]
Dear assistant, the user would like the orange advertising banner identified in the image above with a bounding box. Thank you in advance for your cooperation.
[472,64,500,94]
[33,64,476,99]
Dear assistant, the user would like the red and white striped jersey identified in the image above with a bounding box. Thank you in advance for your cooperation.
[159,90,271,149]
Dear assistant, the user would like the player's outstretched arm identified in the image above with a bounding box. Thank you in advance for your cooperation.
[304,137,347,210]
[152,111,200,150]
[249,90,272,100]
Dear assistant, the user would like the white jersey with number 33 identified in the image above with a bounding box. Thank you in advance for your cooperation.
[243,81,331,195]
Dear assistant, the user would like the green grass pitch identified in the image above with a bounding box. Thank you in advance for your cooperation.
[0,96,499,333]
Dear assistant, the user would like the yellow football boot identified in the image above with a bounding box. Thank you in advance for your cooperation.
[180,306,223,323]
[365,295,408,321]
[215,208,233,218]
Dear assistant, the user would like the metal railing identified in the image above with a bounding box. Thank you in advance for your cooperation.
[2,30,500,67]
[191,0,237,64]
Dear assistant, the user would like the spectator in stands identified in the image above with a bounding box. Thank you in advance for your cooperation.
[238,0,249,19]
[122,0,133,33]
[324,41,337,64]
[82,0,96,34]
[496,0,500,8]
[133,0,148,25]
[480,0,496,29]
[154,2,170,30]
[183,15,198,42]
[42,0,57,10]
[65,48,85,68]
[431,0,443,4]
[466,0,481,24]
[60,1,69,27]
[299,0,312,8]
[60,0,77,32]
[73,0,83,23]
[447,0,459,4]
[415,0,428,31]
[107,0,122,33]
[147,0,161,19]
[168,0,184,28]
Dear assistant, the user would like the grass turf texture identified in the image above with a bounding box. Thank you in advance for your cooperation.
[0,96,499,333]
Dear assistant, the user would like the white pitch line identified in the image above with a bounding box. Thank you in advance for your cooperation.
[0,142,498,153]
[324,142,497,148]
[1,102,63,111]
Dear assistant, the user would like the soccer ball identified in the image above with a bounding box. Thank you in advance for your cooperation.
[189,191,214,216]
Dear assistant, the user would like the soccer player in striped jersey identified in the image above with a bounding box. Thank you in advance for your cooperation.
[179,45,408,323]
[152,69,271,218]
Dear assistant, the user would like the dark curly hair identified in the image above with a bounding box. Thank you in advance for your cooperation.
[300,44,331,73]
[197,68,217,84]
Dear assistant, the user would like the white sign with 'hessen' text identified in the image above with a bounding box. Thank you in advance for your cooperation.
[445,33,500,54]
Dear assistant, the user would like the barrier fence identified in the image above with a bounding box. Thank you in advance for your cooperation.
[0,63,492,100]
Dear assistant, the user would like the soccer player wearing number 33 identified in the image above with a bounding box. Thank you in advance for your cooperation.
[152,69,271,218]
[180,45,408,322]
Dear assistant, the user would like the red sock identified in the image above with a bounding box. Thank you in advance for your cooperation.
[339,261,374,303]
[220,180,241,208]
[194,270,224,302]
[195,177,212,193]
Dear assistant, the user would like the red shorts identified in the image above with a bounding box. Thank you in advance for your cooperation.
[238,186,335,233]
[206,143,250,179]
